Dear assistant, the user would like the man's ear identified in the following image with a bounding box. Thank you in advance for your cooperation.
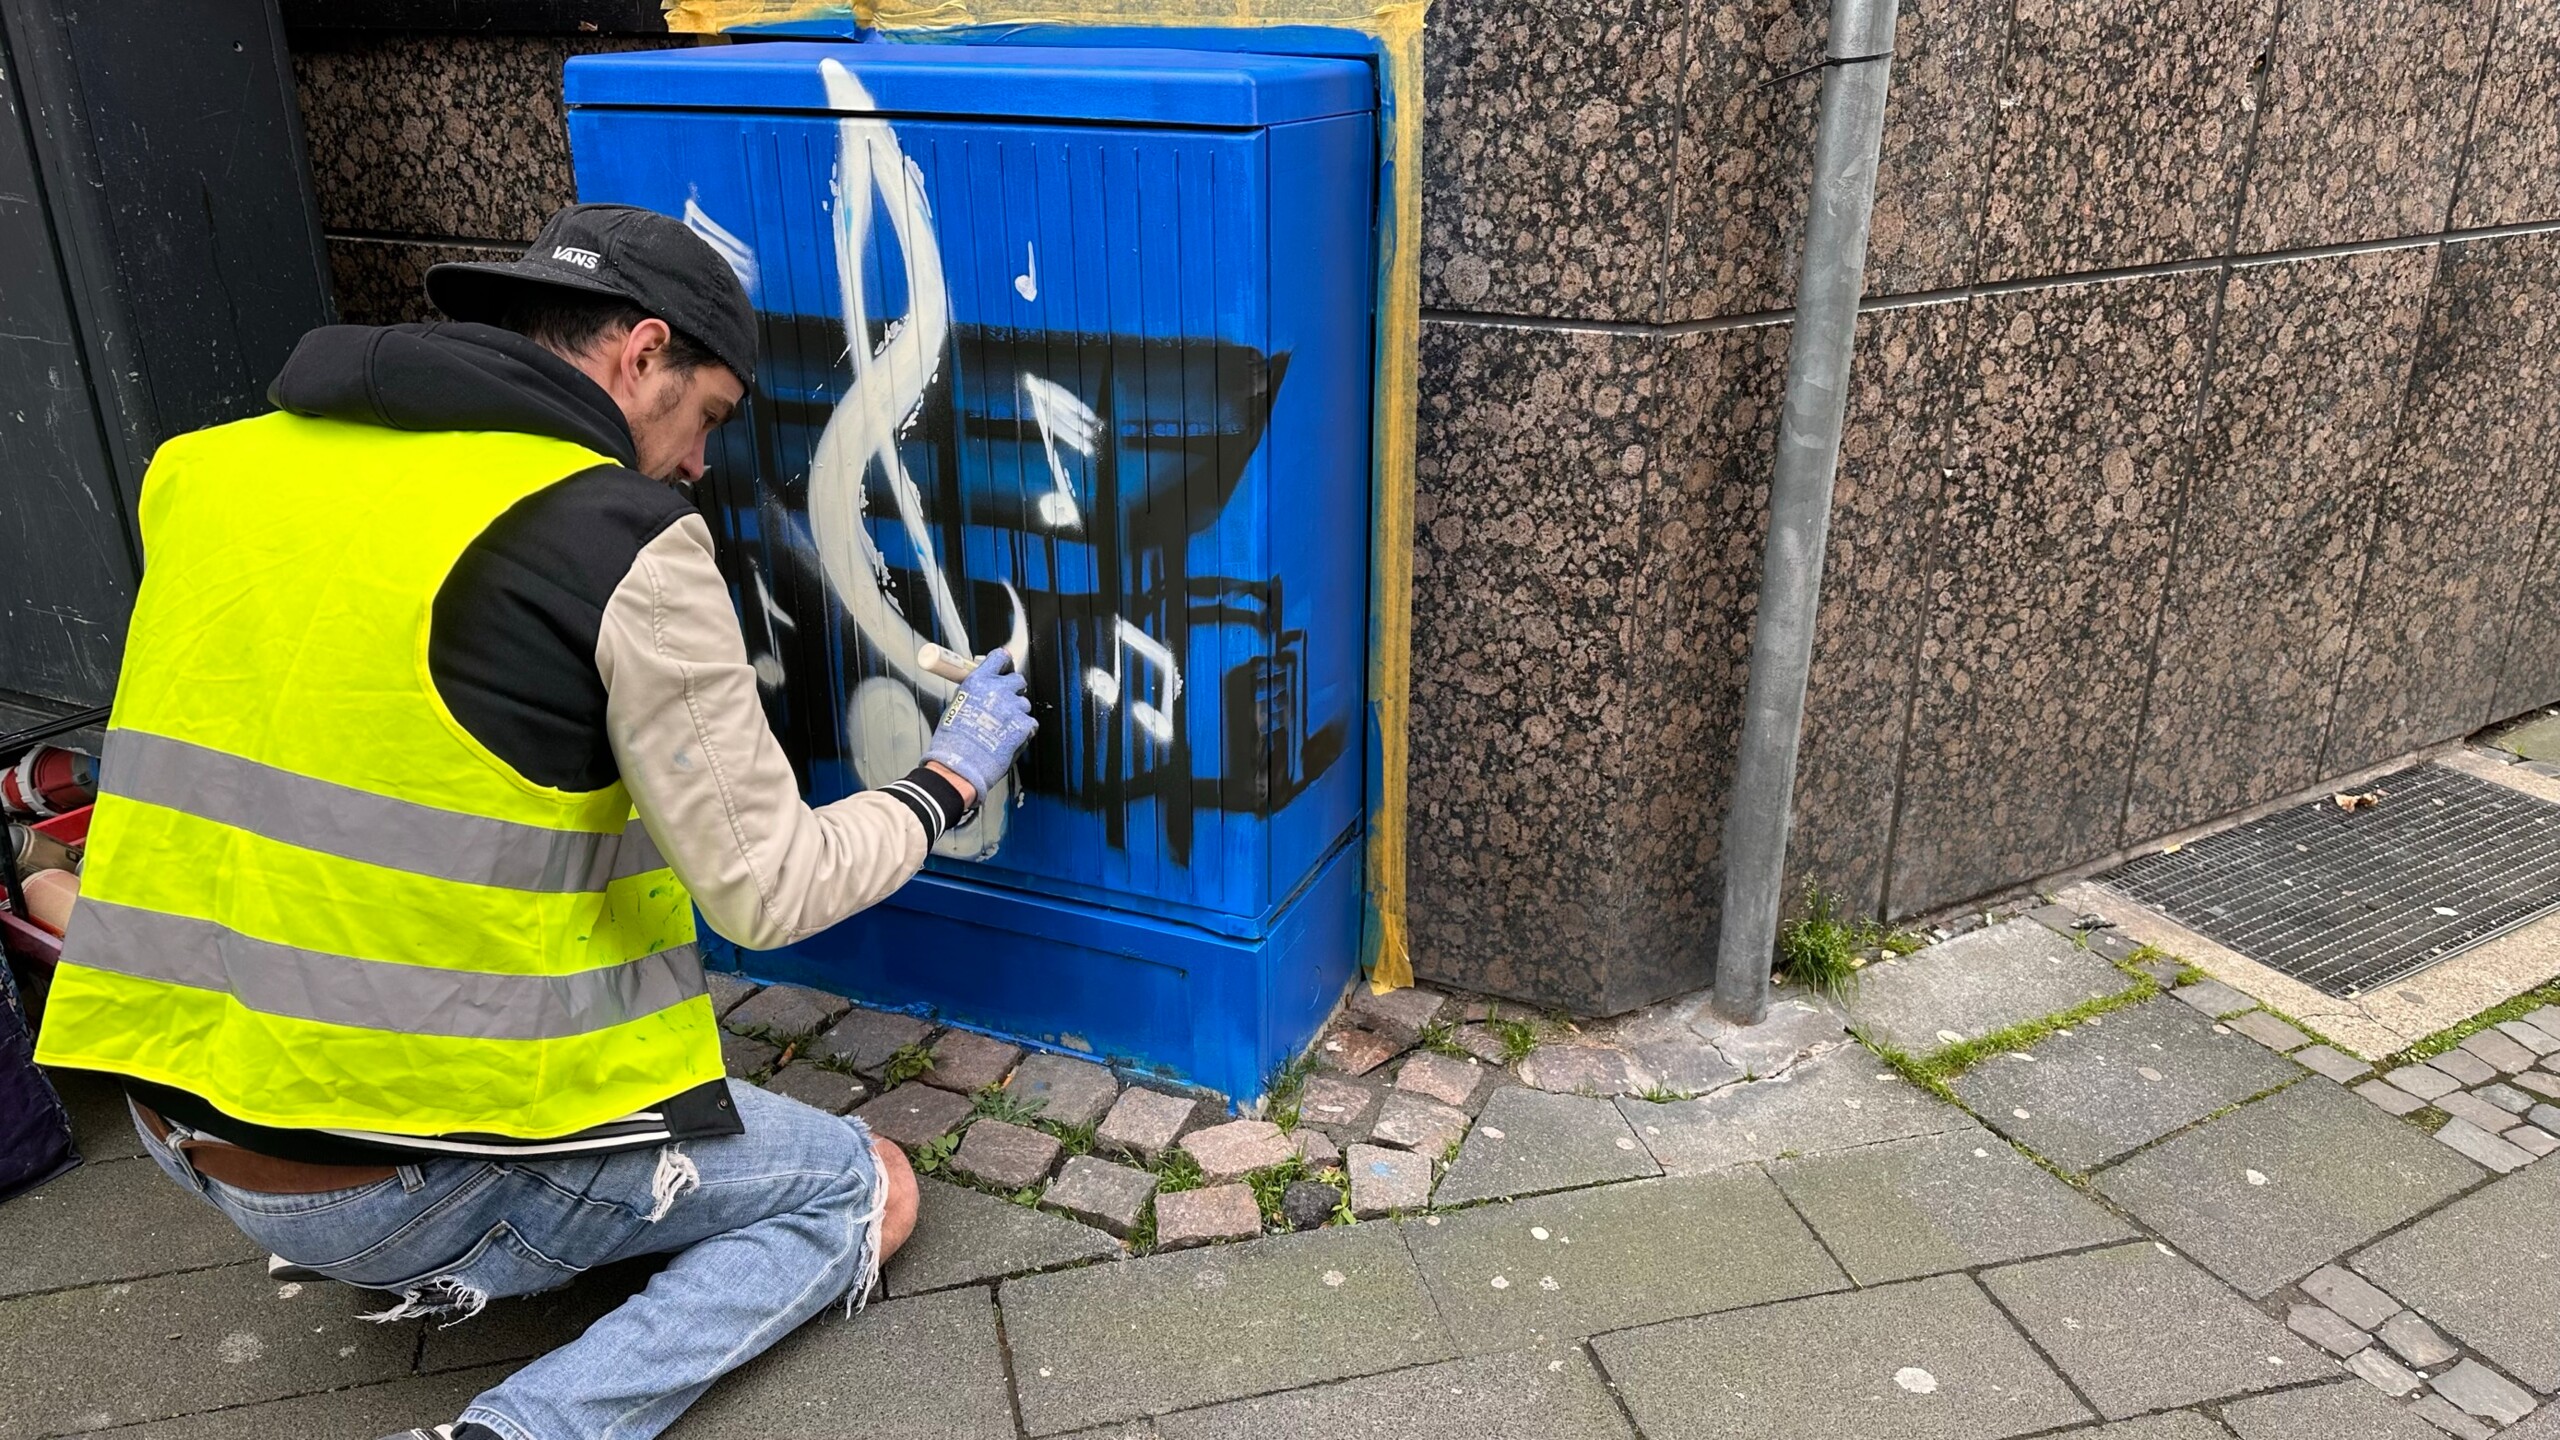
[619,316,674,384]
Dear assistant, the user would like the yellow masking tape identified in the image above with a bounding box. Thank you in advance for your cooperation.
[663,0,1421,993]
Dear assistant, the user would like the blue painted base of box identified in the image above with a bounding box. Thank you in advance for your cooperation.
[701,834,1362,1105]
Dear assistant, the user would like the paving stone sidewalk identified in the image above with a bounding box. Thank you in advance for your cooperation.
[7,906,2557,1438]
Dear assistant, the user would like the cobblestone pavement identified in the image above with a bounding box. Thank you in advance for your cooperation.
[6,904,2557,1439]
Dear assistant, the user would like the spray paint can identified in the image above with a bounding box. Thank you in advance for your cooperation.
[8,822,80,876]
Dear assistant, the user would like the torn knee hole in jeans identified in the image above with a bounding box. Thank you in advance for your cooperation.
[841,1185,888,1320]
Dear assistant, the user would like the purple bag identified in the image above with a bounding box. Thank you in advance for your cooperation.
[0,959,76,1201]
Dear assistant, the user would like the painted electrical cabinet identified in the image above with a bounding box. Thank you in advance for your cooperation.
[565,41,1377,1100]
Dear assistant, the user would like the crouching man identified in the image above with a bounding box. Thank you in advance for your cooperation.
[33,204,1036,1440]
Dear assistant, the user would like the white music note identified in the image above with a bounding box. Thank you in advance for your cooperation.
[1085,617,1182,745]
[1013,241,1038,301]
[1022,372,1098,533]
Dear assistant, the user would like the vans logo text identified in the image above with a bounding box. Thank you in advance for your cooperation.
[551,246,602,270]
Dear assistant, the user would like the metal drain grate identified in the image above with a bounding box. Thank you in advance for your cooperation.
[2104,763,2560,997]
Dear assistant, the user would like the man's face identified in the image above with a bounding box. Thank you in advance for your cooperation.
[579,317,745,483]
[627,356,746,483]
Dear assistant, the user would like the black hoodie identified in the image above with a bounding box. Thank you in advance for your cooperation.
[272,322,698,792]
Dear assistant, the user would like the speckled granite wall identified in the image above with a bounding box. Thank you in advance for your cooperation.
[2124,248,2437,839]
[290,31,689,324]
[1402,0,2560,1007]
[283,0,2560,1013]
[1407,325,1671,1009]
[2329,232,2560,759]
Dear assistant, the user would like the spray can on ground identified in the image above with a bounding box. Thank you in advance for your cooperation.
[7,822,80,876]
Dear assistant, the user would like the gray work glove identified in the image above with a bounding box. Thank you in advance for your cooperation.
[923,651,1037,800]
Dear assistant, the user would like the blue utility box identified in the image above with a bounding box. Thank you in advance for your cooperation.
[565,42,1377,1101]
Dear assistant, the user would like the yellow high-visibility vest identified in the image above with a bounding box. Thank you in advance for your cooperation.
[34,412,720,1140]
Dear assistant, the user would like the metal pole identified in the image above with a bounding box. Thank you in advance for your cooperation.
[1712,0,1899,1026]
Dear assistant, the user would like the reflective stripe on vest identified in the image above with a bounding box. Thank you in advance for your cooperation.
[63,901,702,1041]
[34,413,724,1142]
[103,730,668,893]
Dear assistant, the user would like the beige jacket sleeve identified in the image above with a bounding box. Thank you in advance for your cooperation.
[595,513,931,951]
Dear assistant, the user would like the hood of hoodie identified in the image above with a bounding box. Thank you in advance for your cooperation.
[269,322,639,470]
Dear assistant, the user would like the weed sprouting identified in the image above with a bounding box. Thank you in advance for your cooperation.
[1266,1050,1321,1131]
[1862,973,2162,1091]
[883,1041,936,1088]
[910,1132,960,1176]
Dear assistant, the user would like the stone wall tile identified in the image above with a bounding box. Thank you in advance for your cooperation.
[1975,0,2276,281]
[1606,325,1781,1003]
[2124,249,2436,842]
[2328,233,2560,761]
[292,33,685,242]
[326,236,515,327]
[1407,321,1665,1009]
[1889,271,2220,914]
[1783,303,1964,915]
[1420,0,1686,320]
[1626,308,1961,945]
[2488,499,2560,717]
[1667,0,2006,320]
[2450,0,2560,228]
[2493,487,2560,721]
[2236,0,2496,253]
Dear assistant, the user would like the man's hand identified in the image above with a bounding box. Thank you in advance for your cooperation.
[924,761,976,810]
[922,652,1036,803]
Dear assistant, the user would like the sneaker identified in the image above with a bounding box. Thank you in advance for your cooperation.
[374,1429,454,1440]
[267,1253,327,1284]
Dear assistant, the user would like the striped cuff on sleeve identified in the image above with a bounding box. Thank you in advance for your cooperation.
[879,765,971,845]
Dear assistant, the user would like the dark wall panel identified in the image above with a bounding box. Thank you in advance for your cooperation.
[0,46,132,704]
[0,0,331,709]
[2327,233,2560,768]
[1889,272,2218,915]
[2125,248,2435,840]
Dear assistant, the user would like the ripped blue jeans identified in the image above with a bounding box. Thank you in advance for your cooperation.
[135,1082,885,1440]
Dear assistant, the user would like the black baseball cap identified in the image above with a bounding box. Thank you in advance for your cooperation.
[427,203,759,385]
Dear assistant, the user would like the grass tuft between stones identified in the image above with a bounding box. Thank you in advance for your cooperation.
[1416,1020,1467,1059]
[1243,1155,1310,1225]
[1265,1051,1321,1131]
[2383,975,2560,1069]
[970,1085,1046,1127]
[1488,1015,1541,1063]
[1151,1146,1205,1194]
[1858,968,2163,1091]
[1777,882,1925,1003]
